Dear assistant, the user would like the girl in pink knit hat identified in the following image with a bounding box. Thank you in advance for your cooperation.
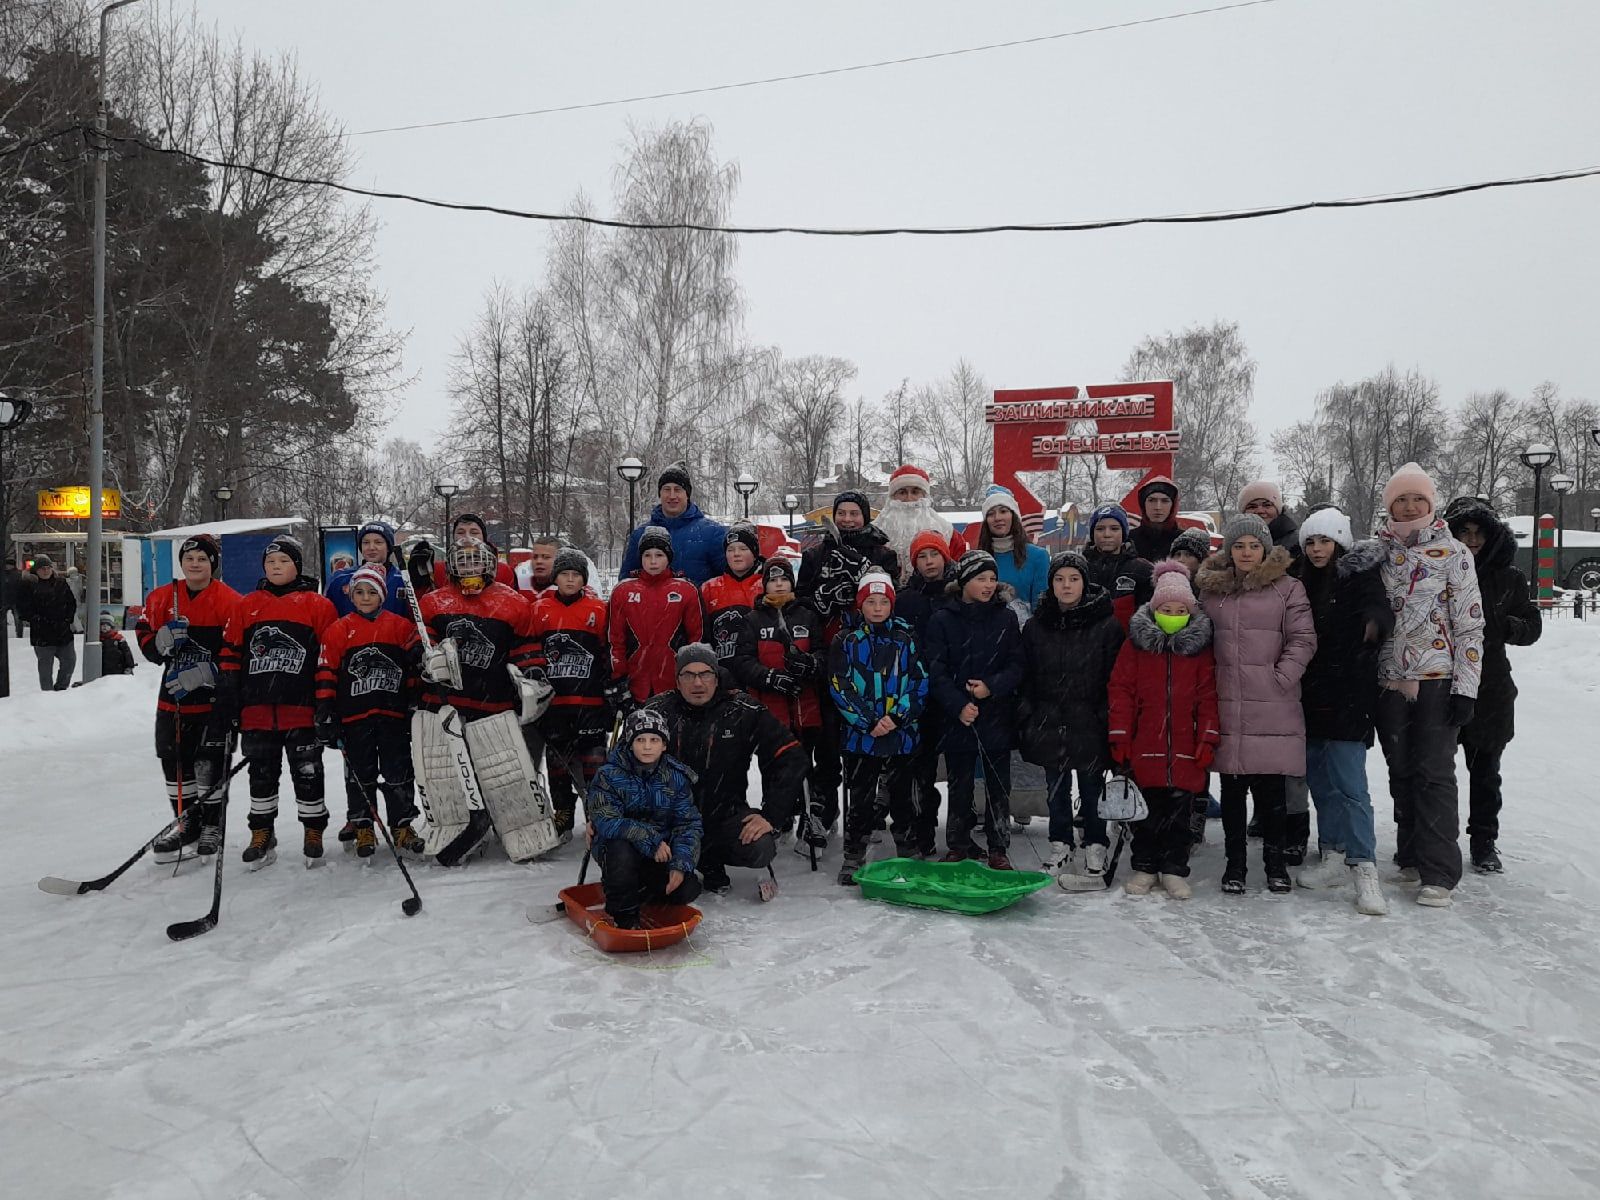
[1374,462,1485,909]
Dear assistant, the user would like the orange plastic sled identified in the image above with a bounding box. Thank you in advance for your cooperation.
[558,881,703,953]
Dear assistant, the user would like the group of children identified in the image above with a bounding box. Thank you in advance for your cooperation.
[127,455,1526,925]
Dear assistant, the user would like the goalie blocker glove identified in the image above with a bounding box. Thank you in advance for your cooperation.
[508,665,554,725]
[422,640,464,690]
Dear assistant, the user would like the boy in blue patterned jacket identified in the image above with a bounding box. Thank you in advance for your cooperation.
[587,707,704,927]
[829,570,930,884]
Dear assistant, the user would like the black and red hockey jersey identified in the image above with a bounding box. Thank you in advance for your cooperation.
[220,579,338,730]
[701,569,764,663]
[531,590,609,711]
[316,609,420,723]
[136,578,243,716]
[730,594,826,730]
[418,581,541,720]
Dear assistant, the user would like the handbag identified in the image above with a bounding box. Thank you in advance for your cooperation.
[1098,771,1148,822]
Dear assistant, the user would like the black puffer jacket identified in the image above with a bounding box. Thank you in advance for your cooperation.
[893,566,954,642]
[1081,545,1154,629]
[1017,584,1125,770]
[1269,511,1302,560]
[1445,503,1541,746]
[1289,540,1392,745]
[798,523,900,624]
[19,573,76,646]
[645,675,805,827]
[925,583,1025,754]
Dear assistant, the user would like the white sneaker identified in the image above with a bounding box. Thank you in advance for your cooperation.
[1084,844,1108,874]
[1393,866,1420,884]
[1416,884,1453,908]
[1296,850,1349,889]
[1351,862,1387,915]
[1160,873,1191,900]
[1013,814,1033,829]
[1044,840,1072,871]
[1124,871,1157,896]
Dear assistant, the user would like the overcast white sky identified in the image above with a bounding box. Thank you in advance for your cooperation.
[199,0,1599,473]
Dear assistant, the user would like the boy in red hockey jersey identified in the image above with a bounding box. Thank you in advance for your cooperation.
[609,526,703,708]
[701,523,765,666]
[216,536,339,868]
[532,548,612,838]
[136,533,242,860]
[315,565,423,857]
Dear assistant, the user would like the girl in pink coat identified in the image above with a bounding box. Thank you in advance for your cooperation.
[1196,513,1317,895]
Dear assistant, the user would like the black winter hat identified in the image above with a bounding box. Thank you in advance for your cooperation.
[1169,527,1213,561]
[657,467,693,498]
[1048,550,1089,582]
[178,533,221,573]
[452,513,491,545]
[724,522,761,556]
[955,549,999,588]
[1443,495,1497,527]
[832,490,870,520]
[763,558,796,590]
[639,526,674,561]
[622,706,671,747]
[551,547,589,584]
[262,535,304,574]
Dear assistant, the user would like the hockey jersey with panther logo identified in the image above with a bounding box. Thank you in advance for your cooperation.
[531,590,609,710]
[220,579,338,730]
[136,578,243,717]
[700,569,764,664]
[316,609,420,723]
[418,581,541,720]
[608,570,704,703]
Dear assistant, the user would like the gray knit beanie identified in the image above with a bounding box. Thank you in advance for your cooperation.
[1221,513,1272,557]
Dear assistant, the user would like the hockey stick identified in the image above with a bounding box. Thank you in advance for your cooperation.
[38,758,248,896]
[165,583,191,873]
[166,781,229,942]
[341,750,423,917]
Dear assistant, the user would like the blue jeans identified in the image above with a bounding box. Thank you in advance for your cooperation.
[1305,737,1377,864]
[1045,767,1106,848]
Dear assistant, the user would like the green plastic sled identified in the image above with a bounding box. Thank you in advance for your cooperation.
[853,858,1052,915]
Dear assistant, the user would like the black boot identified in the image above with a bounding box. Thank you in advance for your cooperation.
[1222,855,1246,895]
[1264,845,1292,893]
[1471,839,1503,873]
[1282,810,1310,866]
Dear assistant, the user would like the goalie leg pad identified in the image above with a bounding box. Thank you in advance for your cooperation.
[412,706,485,857]
[463,711,559,862]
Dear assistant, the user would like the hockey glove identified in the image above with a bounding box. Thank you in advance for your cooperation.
[508,664,554,725]
[407,541,436,594]
[764,669,802,697]
[421,638,463,689]
[164,659,218,701]
[604,678,638,720]
[1446,695,1476,728]
[784,648,817,680]
[153,617,190,657]
[314,706,342,749]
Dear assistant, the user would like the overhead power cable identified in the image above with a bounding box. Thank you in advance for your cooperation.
[350,0,1282,137]
[92,128,1600,238]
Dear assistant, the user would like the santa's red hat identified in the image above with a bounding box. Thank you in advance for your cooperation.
[888,464,931,492]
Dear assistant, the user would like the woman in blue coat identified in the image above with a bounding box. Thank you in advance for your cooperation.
[976,486,1051,610]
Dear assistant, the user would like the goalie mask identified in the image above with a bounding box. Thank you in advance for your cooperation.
[448,538,497,595]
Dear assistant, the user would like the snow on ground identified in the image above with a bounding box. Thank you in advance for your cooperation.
[4,624,1600,1200]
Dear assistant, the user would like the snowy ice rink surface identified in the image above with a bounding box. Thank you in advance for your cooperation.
[3,625,1600,1200]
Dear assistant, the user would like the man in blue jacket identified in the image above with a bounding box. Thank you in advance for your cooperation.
[326,521,410,617]
[618,467,729,585]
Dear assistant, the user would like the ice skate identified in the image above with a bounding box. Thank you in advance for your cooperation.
[303,827,324,868]
[354,825,376,859]
[242,828,277,870]
[152,811,199,864]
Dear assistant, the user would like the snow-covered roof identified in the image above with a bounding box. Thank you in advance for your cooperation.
[1504,516,1600,547]
[145,516,307,540]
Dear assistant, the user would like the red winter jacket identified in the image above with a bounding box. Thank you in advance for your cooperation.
[1107,605,1221,794]
[609,570,703,703]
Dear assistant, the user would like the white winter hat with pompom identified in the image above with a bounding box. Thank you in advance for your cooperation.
[1299,507,1353,551]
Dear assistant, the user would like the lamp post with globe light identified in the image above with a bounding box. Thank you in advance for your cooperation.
[211,484,233,524]
[734,472,759,521]
[433,481,460,536]
[783,493,800,531]
[1550,472,1576,588]
[616,456,644,534]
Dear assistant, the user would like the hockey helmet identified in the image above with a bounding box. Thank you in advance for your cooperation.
[448,537,497,595]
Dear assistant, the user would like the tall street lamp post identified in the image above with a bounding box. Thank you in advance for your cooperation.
[617,456,644,533]
[783,493,799,531]
[734,472,759,521]
[211,484,233,524]
[1550,472,1576,589]
[433,482,459,536]
[0,392,36,700]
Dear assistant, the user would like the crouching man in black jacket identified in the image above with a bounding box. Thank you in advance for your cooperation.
[645,643,806,896]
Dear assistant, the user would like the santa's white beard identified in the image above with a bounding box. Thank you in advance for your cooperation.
[879,496,953,581]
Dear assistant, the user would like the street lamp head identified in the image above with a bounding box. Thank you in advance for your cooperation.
[0,393,33,430]
[433,481,460,499]
[782,493,799,512]
[734,471,759,498]
[617,456,645,484]
[1550,473,1577,495]
[211,484,233,503]
[1521,442,1556,469]
[1590,507,1600,519]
